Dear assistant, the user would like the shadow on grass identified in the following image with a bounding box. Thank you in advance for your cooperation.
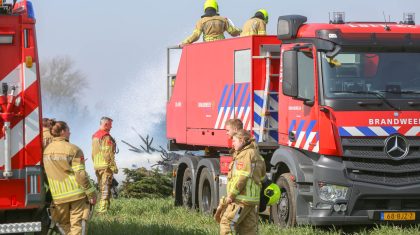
[88,220,216,235]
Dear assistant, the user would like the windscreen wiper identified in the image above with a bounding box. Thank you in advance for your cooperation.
[330,90,400,111]
[380,90,420,95]
[379,90,420,106]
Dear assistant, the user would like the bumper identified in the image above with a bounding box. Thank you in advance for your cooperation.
[0,222,41,234]
[307,155,420,225]
[307,210,420,225]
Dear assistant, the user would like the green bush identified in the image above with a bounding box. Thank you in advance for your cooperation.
[119,167,172,199]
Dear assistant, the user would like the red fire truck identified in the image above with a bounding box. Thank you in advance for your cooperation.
[0,1,46,233]
[167,13,420,226]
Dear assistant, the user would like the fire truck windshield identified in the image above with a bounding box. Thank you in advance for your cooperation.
[321,50,420,99]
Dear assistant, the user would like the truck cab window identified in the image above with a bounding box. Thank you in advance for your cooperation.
[297,51,314,101]
[322,51,420,99]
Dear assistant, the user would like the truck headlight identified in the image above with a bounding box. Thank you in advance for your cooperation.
[318,182,349,202]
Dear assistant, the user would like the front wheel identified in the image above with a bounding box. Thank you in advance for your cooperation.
[271,173,297,227]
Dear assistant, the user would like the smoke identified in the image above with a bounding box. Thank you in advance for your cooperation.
[103,61,168,181]
[42,59,169,182]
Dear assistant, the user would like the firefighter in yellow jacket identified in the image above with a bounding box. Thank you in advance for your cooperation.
[92,116,117,213]
[180,0,241,46]
[42,118,54,149]
[44,121,96,235]
[220,129,266,235]
[240,9,269,37]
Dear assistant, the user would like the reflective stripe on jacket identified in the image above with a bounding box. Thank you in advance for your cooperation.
[43,137,96,204]
[227,141,266,205]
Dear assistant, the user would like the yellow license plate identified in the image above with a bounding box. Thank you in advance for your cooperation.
[381,212,416,221]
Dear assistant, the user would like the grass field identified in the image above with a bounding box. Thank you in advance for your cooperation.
[88,198,420,235]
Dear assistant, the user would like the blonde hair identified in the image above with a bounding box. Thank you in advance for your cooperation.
[232,129,251,143]
[226,118,243,130]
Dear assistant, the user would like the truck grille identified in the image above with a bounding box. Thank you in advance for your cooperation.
[342,137,420,186]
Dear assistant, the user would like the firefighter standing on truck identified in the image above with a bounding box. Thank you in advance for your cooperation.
[240,9,269,37]
[180,0,241,46]
[220,130,266,235]
[44,121,97,235]
[92,116,118,213]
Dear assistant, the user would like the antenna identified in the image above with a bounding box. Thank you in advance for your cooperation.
[383,11,390,31]
[329,12,331,23]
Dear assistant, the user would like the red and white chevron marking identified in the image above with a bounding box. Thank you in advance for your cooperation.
[0,63,41,169]
[215,106,252,131]
[288,131,320,153]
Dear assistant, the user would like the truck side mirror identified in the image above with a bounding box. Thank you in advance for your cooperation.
[282,50,298,97]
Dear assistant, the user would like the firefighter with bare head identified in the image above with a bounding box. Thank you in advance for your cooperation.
[43,121,97,235]
[180,0,241,46]
[219,129,266,235]
[225,118,243,139]
[92,116,118,213]
[240,9,269,37]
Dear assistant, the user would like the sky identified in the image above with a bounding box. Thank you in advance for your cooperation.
[30,0,420,180]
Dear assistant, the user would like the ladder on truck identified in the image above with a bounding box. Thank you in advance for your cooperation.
[252,46,280,143]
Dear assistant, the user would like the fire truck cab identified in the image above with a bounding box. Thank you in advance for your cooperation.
[0,1,45,233]
[168,13,420,226]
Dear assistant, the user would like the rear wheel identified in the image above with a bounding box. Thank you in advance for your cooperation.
[182,168,193,208]
[271,173,297,227]
[198,168,215,214]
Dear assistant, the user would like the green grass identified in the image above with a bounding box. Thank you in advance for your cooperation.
[88,198,420,235]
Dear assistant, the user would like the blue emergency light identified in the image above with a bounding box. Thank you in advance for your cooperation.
[26,1,35,19]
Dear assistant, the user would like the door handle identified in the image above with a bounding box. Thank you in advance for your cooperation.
[288,131,296,142]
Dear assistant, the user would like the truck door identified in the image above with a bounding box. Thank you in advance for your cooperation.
[280,44,319,153]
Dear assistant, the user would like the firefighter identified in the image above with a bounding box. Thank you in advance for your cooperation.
[42,118,54,149]
[226,118,260,152]
[225,118,243,139]
[92,116,118,213]
[180,0,241,46]
[43,121,96,235]
[240,9,269,37]
[220,129,266,235]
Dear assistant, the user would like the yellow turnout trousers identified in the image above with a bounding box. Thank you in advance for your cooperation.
[51,197,90,235]
[220,202,258,235]
[96,168,113,213]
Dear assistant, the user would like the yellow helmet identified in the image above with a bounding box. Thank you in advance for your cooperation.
[264,183,281,206]
[204,0,219,13]
[257,9,269,23]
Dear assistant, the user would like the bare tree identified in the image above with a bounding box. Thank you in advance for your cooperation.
[40,55,88,114]
[122,127,182,172]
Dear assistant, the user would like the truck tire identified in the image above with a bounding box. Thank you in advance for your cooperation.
[271,173,297,227]
[182,167,193,208]
[198,168,215,214]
